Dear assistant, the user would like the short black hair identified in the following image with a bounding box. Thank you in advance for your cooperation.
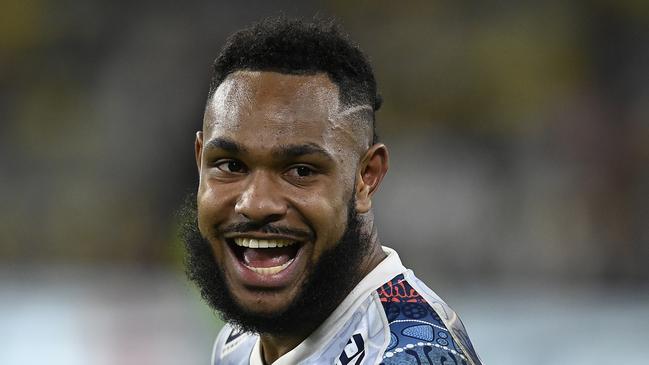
[207,17,381,143]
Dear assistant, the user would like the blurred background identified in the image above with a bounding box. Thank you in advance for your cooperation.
[1,0,648,364]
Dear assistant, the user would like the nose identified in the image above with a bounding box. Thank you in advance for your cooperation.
[235,171,287,223]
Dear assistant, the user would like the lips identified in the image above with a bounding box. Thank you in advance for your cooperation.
[225,236,306,287]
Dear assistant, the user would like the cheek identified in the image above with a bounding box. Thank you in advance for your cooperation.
[196,181,236,236]
[298,187,350,254]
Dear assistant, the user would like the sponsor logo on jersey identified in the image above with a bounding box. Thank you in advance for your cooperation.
[336,333,365,365]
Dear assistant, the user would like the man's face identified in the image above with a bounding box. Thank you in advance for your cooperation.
[195,71,369,316]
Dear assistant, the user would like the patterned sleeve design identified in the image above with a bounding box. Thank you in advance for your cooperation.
[376,274,469,365]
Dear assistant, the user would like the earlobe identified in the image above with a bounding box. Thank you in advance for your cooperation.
[354,144,389,214]
[195,131,203,173]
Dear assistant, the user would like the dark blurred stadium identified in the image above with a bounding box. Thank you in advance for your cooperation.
[1,1,648,364]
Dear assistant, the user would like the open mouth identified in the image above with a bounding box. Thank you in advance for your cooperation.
[227,237,302,276]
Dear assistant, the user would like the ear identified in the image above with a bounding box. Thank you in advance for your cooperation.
[355,143,389,213]
[194,131,203,173]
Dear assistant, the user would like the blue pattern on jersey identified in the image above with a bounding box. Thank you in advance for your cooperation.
[377,275,468,365]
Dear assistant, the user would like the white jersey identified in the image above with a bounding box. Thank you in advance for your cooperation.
[211,247,483,365]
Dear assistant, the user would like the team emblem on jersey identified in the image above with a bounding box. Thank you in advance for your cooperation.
[336,333,365,365]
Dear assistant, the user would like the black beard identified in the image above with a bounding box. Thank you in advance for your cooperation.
[179,194,370,336]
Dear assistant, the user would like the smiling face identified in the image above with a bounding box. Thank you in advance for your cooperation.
[195,71,375,316]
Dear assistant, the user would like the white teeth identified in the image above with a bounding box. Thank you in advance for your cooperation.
[244,259,294,275]
[233,238,296,248]
[232,238,298,275]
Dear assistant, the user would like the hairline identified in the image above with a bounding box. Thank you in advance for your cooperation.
[204,69,376,146]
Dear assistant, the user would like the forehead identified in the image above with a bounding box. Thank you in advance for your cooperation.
[203,71,368,154]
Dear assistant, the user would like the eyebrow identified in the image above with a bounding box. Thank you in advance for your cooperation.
[272,143,335,162]
[204,137,246,154]
[204,137,334,162]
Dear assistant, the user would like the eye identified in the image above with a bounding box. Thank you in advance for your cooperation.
[295,166,312,177]
[215,159,247,173]
[287,165,316,178]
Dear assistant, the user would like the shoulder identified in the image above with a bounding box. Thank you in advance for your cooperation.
[375,272,483,365]
[211,323,258,365]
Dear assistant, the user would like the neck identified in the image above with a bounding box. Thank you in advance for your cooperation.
[259,221,386,364]
[258,333,304,365]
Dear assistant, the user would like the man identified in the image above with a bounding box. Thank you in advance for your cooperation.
[182,17,483,365]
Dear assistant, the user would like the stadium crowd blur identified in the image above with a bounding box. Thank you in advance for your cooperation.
[1,1,647,364]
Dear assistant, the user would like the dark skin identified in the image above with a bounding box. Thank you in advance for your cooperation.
[194,71,389,364]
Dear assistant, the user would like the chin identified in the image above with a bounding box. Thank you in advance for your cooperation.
[231,287,301,316]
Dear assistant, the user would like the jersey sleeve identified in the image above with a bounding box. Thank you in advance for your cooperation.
[375,274,482,365]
